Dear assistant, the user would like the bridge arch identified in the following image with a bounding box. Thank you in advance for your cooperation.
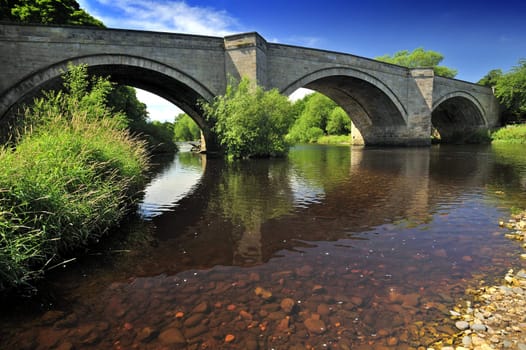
[0,54,218,151]
[281,67,408,145]
[432,91,488,143]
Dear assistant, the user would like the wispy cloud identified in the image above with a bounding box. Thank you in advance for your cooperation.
[79,0,241,36]
[283,35,322,48]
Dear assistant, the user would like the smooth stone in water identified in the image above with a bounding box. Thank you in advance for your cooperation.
[471,323,487,332]
[159,328,186,344]
[455,320,470,330]
[304,318,327,334]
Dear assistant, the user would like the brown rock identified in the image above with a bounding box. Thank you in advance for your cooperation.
[184,313,205,328]
[137,327,159,343]
[184,324,208,339]
[159,328,186,344]
[276,317,290,332]
[56,342,74,350]
[54,313,78,329]
[304,318,327,334]
[41,310,65,325]
[387,337,399,346]
[317,303,330,316]
[239,310,253,320]
[280,298,295,314]
[192,301,210,314]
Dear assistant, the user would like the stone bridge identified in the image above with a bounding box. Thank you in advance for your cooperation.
[0,23,499,151]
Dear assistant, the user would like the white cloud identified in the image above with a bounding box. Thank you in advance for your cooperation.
[135,89,182,122]
[78,0,243,121]
[81,0,240,36]
[289,88,314,101]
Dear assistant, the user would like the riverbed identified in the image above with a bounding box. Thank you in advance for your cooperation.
[1,144,525,349]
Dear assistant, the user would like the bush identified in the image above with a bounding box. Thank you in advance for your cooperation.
[0,64,149,292]
[492,124,526,143]
[202,77,294,158]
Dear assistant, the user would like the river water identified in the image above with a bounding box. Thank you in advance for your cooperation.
[1,144,526,349]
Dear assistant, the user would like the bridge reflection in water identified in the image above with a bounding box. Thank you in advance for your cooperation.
[1,145,525,350]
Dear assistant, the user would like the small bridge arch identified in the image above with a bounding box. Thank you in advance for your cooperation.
[1,53,218,150]
[281,67,409,145]
[432,91,489,143]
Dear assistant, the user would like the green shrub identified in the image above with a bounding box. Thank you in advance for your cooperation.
[0,64,148,292]
[202,77,294,159]
[492,124,526,144]
[317,134,351,144]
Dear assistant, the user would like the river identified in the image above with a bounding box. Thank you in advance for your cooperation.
[1,144,526,349]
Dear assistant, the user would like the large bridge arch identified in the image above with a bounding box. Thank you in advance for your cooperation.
[0,54,219,151]
[281,67,409,145]
[432,91,488,143]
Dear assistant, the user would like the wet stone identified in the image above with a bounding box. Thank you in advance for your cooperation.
[137,326,159,342]
[41,310,66,325]
[280,298,295,314]
[184,324,208,339]
[192,301,210,314]
[455,320,470,330]
[304,318,327,334]
[159,328,186,344]
[184,313,205,328]
[54,313,78,328]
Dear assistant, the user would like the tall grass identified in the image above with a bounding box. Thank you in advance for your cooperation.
[492,124,526,144]
[0,65,149,292]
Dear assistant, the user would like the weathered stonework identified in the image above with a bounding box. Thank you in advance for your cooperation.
[0,23,499,150]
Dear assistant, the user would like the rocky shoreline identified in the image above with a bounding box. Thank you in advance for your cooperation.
[436,212,526,350]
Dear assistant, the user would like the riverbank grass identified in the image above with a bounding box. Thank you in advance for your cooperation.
[492,124,526,143]
[0,65,149,292]
[316,134,351,144]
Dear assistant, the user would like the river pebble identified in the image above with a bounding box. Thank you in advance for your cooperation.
[438,211,526,349]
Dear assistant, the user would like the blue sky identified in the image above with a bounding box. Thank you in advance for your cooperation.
[78,0,526,122]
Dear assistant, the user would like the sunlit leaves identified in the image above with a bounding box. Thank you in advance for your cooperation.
[202,77,294,158]
[494,59,526,118]
[375,48,457,78]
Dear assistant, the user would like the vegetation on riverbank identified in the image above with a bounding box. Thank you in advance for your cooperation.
[0,65,149,292]
[491,124,526,144]
[202,77,294,159]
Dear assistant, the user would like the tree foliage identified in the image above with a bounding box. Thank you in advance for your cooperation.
[375,48,457,78]
[173,113,200,141]
[106,85,148,128]
[478,69,503,87]
[202,77,294,159]
[494,59,526,119]
[287,93,351,143]
[1,0,103,26]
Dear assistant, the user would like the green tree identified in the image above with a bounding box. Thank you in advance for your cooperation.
[173,113,201,141]
[106,85,148,128]
[202,77,294,158]
[494,59,526,119]
[375,48,457,78]
[326,106,352,135]
[287,92,349,143]
[478,69,503,87]
[5,0,103,26]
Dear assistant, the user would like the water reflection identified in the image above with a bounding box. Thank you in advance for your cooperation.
[1,145,526,350]
[139,152,205,218]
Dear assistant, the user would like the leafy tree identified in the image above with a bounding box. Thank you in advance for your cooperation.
[478,69,503,87]
[106,85,148,128]
[326,106,352,135]
[173,113,200,141]
[5,0,103,26]
[287,92,350,143]
[375,48,457,78]
[202,77,294,158]
[494,59,526,119]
